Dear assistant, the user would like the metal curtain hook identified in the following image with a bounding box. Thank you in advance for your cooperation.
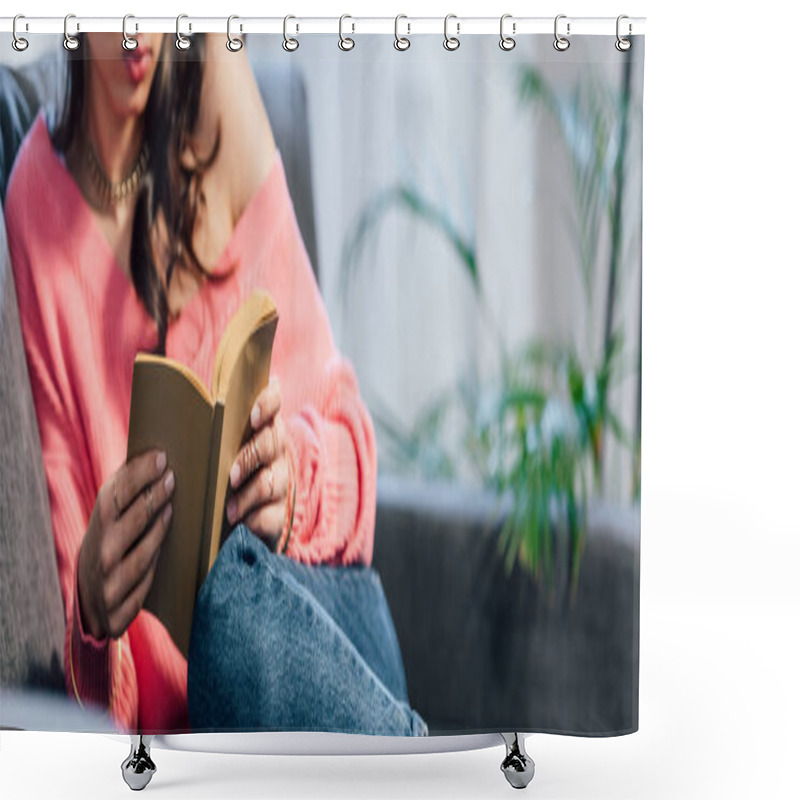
[226,15,243,52]
[554,14,570,51]
[283,15,299,52]
[500,14,516,51]
[12,14,29,52]
[394,14,410,51]
[122,14,138,51]
[339,14,355,51]
[176,13,191,50]
[616,14,632,51]
[63,13,80,51]
[444,13,460,51]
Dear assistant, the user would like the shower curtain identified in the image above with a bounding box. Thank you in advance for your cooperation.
[0,26,643,740]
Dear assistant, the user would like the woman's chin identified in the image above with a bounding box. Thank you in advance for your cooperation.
[110,89,151,121]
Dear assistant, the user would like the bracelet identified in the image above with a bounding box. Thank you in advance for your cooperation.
[108,639,122,715]
[68,622,85,710]
[278,446,296,555]
[69,611,122,716]
[280,449,296,554]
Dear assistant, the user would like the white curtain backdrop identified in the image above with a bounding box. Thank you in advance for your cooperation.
[281,35,642,503]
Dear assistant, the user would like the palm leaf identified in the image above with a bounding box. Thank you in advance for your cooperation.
[340,183,479,306]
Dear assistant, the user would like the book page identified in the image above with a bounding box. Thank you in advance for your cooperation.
[213,289,277,399]
[203,314,279,575]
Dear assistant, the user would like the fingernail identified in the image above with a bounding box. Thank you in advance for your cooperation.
[226,498,237,524]
[164,470,175,495]
[156,451,167,473]
[251,403,261,428]
[230,461,241,488]
[163,503,172,525]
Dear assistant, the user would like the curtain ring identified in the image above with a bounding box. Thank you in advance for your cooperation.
[553,14,570,51]
[226,15,243,52]
[394,14,410,51]
[283,15,299,52]
[122,14,138,51]
[12,14,29,52]
[339,14,355,51]
[176,13,191,51]
[443,14,460,51]
[616,14,632,51]
[63,13,80,51]
[499,13,515,51]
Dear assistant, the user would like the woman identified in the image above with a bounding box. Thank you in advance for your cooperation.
[5,32,426,736]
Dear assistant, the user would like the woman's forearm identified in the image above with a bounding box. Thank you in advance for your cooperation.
[66,563,138,730]
[200,33,276,224]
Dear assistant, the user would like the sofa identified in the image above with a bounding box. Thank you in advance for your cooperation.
[0,44,639,736]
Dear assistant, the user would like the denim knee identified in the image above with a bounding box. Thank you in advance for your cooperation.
[188,523,426,735]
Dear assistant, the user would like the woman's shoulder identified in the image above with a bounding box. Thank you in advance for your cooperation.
[5,111,69,244]
[4,111,88,313]
[214,148,295,276]
[6,111,57,208]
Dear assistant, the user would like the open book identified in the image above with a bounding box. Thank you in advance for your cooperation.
[126,290,279,659]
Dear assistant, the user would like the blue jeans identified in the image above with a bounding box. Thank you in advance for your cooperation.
[187,523,428,736]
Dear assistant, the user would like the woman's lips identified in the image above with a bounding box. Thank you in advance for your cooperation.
[122,46,152,84]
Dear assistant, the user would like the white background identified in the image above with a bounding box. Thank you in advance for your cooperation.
[2,1,798,798]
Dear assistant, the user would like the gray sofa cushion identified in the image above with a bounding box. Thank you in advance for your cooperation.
[251,58,319,278]
[372,475,640,735]
[0,67,38,205]
[0,208,66,691]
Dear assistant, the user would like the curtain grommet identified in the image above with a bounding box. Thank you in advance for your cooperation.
[63,14,80,51]
[12,14,29,52]
[176,13,191,51]
[394,15,410,51]
[616,15,632,51]
[554,14,570,51]
[283,15,299,52]
[444,14,460,51]
[339,14,355,51]
[226,14,243,52]
[122,14,138,51]
[500,14,516,51]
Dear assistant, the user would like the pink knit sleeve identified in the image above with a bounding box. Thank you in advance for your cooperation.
[270,181,378,568]
[53,455,138,734]
[6,170,138,733]
[283,355,377,566]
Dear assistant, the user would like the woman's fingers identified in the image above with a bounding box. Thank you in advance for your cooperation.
[106,502,173,617]
[250,377,281,431]
[230,412,286,490]
[227,457,289,526]
[80,451,173,641]
[243,501,286,550]
[106,449,167,523]
[112,467,175,565]
[106,539,163,640]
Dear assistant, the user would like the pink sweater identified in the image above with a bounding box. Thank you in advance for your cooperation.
[6,113,377,734]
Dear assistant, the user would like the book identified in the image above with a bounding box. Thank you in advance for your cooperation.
[126,289,279,660]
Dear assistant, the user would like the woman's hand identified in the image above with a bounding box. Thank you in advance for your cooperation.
[77,450,175,641]
[227,377,292,550]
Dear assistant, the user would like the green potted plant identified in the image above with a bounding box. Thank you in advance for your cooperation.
[340,62,641,604]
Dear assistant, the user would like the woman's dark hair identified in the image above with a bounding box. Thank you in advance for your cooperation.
[52,34,221,354]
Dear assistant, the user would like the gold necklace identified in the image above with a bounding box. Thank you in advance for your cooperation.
[86,138,149,208]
